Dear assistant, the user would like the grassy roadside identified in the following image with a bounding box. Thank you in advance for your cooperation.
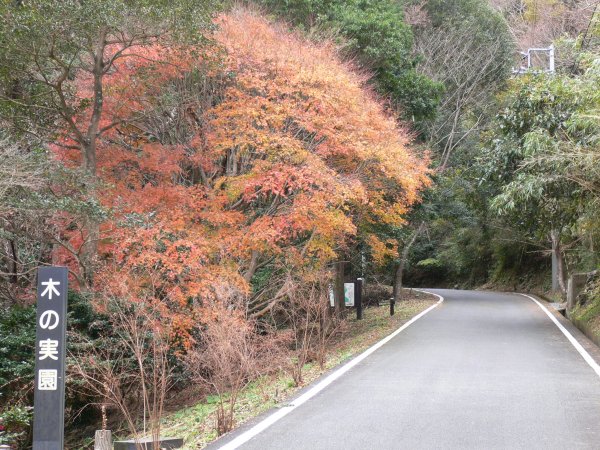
[569,278,600,345]
[159,291,437,449]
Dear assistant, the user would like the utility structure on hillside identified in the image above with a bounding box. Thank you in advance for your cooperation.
[513,44,555,75]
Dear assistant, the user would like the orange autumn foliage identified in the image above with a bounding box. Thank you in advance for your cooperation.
[55,8,430,341]
[209,9,430,257]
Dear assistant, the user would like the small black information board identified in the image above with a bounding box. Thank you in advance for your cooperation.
[32,266,68,450]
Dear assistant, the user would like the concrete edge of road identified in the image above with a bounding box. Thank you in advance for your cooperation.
[520,293,600,378]
[209,290,444,450]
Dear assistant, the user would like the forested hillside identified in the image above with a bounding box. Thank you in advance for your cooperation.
[0,0,599,448]
[399,0,600,293]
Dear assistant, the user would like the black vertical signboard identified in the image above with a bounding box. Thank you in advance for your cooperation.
[32,266,68,450]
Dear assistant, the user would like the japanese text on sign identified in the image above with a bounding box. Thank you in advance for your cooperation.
[33,267,68,450]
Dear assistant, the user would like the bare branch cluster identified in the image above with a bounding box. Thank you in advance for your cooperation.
[183,307,288,435]
[69,295,173,449]
[414,20,511,169]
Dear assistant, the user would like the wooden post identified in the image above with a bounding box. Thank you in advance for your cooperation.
[390,297,395,316]
[94,430,112,450]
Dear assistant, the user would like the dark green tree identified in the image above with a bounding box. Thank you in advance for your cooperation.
[258,0,443,122]
[481,65,600,293]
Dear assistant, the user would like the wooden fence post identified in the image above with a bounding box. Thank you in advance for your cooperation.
[94,430,112,450]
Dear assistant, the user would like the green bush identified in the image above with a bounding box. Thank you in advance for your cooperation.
[0,305,36,402]
[0,405,33,448]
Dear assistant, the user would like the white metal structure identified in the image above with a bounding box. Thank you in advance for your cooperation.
[513,44,555,74]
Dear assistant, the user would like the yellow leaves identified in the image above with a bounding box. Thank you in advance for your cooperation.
[366,235,399,266]
[301,234,338,262]
[215,175,246,202]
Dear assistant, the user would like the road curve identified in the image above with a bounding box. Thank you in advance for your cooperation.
[213,290,600,450]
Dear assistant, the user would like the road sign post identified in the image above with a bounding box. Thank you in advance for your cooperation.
[32,266,68,450]
[329,283,355,308]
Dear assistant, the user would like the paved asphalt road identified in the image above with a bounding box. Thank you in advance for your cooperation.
[213,290,600,450]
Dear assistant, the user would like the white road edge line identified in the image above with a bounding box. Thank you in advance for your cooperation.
[520,293,600,378]
[217,290,444,450]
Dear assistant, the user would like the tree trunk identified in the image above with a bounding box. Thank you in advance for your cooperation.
[84,27,107,177]
[243,250,260,283]
[79,28,107,287]
[81,218,99,287]
[393,222,426,303]
[9,239,18,284]
[551,229,567,295]
[392,258,407,304]
[333,261,346,318]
